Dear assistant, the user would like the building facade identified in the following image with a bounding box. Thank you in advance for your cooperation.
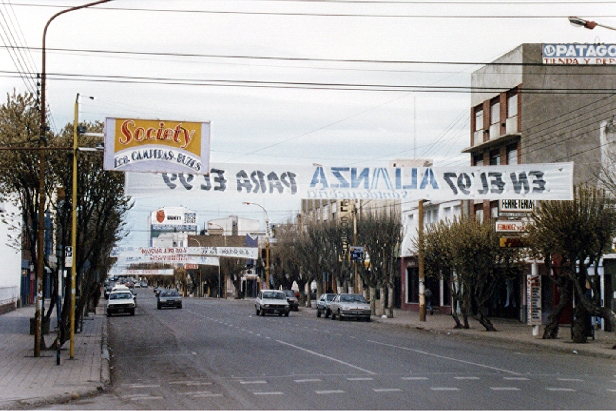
[464,43,616,324]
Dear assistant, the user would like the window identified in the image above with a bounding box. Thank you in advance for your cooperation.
[507,93,518,118]
[506,144,518,165]
[490,150,500,165]
[475,108,483,131]
[491,101,500,125]
[473,152,484,166]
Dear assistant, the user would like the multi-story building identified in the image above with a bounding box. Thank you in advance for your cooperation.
[464,43,616,324]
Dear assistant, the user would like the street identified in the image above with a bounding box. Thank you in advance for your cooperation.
[44,289,616,410]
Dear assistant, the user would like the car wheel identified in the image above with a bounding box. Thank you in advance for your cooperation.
[325,309,330,318]
[285,311,289,317]
[256,307,260,316]
[106,311,111,317]
[338,310,343,321]
[260,308,265,316]
[365,317,371,322]
[130,308,135,316]
[316,309,321,317]
[178,305,182,309]
[330,311,336,320]
[157,303,161,310]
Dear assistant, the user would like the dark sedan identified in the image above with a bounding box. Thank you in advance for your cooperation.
[157,289,182,309]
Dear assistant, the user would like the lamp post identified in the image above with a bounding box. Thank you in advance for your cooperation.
[34,0,112,359]
[208,222,226,298]
[243,202,270,290]
[568,16,616,31]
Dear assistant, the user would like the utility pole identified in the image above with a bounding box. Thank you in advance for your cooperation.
[418,199,426,322]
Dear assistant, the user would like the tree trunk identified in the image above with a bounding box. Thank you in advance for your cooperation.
[571,305,590,343]
[473,307,497,331]
[542,278,572,339]
[387,284,394,318]
[369,286,376,315]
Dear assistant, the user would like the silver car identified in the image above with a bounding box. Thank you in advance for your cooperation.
[329,293,371,321]
[255,290,290,317]
[316,293,336,318]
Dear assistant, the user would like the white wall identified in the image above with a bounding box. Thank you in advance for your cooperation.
[0,199,22,305]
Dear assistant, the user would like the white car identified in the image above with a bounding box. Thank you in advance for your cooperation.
[329,293,371,321]
[255,290,290,317]
[107,290,136,317]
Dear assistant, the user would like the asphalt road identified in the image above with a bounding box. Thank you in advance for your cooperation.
[46,288,616,410]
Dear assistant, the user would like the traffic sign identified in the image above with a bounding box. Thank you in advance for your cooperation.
[65,246,73,267]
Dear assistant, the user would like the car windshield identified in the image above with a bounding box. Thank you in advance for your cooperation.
[162,290,179,297]
[284,290,295,297]
[326,294,335,301]
[110,293,132,300]
[340,294,367,303]
[263,292,285,300]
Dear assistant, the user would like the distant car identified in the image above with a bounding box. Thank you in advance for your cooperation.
[255,290,290,317]
[157,289,182,309]
[316,293,337,318]
[107,290,136,317]
[329,293,371,321]
[283,290,299,311]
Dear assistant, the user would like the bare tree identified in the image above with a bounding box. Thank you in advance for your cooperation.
[526,185,616,344]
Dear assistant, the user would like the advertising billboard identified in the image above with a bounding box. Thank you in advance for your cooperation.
[104,118,211,174]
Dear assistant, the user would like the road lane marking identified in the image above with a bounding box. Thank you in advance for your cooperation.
[192,393,223,398]
[374,388,401,392]
[316,390,345,395]
[490,387,520,391]
[240,380,267,385]
[125,384,161,388]
[129,396,164,401]
[430,387,459,391]
[253,391,284,395]
[367,340,521,376]
[295,379,322,383]
[546,388,576,392]
[347,377,373,381]
[557,378,584,382]
[454,377,480,380]
[504,377,530,381]
[402,377,429,381]
[276,339,376,375]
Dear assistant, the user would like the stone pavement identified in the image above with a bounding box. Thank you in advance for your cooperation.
[0,299,614,409]
[0,304,109,410]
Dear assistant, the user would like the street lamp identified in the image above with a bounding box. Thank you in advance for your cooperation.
[34,0,113,359]
[243,202,270,290]
[568,16,616,31]
[208,222,226,298]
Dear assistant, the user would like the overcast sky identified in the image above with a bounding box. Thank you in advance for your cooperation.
[1,0,614,246]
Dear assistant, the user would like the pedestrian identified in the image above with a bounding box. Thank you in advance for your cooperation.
[424,288,433,315]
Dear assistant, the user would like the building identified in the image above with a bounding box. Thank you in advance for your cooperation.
[0,199,23,313]
[464,43,616,324]
[149,206,198,247]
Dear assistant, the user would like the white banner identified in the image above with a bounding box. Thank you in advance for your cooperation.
[116,254,220,266]
[125,162,574,201]
[108,269,175,276]
[112,246,258,260]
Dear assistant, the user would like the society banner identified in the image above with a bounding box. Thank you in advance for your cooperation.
[104,118,211,174]
[125,162,574,201]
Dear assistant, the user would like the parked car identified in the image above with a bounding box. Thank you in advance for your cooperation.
[255,290,290,317]
[329,293,371,321]
[157,289,182,309]
[316,293,337,318]
[283,290,299,311]
[106,290,136,317]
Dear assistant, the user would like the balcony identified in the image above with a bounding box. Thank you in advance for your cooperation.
[505,116,518,134]
[489,123,501,140]
[473,130,483,146]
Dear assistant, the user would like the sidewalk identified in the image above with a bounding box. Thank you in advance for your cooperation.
[0,300,614,409]
[371,308,616,360]
[0,304,109,410]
